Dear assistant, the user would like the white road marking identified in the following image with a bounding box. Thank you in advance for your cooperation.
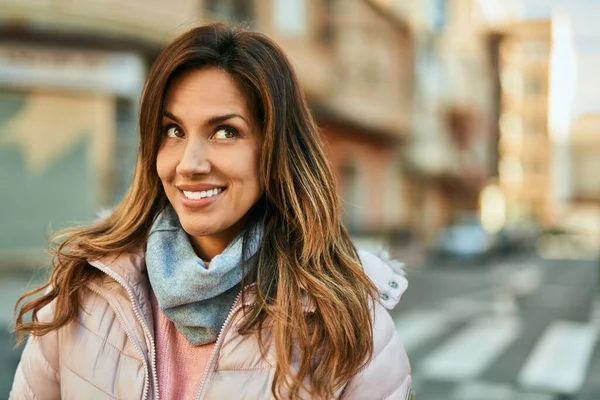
[394,310,456,352]
[453,380,555,400]
[518,321,597,394]
[590,296,600,335]
[419,316,522,381]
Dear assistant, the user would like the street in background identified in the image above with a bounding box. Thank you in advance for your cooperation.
[1,0,599,399]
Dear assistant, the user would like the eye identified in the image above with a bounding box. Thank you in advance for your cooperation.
[212,126,239,140]
[164,125,184,138]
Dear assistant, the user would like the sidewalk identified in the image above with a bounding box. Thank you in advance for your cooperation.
[0,269,47,327]
[0,269,45,399]
[0,248,50,273]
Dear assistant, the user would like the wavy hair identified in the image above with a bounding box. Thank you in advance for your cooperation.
[14,23,378,399]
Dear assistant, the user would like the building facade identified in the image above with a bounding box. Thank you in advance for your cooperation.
[492,19,556,228]
[0,0,416,262]
[375,0,506,239]
[0,0,179,263]
[563,113,600,250]
[277,0,414,239]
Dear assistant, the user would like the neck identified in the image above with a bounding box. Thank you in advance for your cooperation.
[189,217,248,261]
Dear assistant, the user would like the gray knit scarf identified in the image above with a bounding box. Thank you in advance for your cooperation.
[146,205,262,345]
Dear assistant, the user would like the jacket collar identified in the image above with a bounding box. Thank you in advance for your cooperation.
[86,248,405,320]
[88,246,147,287]
[86,247,317,315]
[87,247,154,359]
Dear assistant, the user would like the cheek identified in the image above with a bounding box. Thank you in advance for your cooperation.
[226,144,261,188]
[156,147,178,182]
[245,148,262,193]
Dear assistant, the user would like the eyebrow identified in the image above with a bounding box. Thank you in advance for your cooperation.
[163,111,250,127]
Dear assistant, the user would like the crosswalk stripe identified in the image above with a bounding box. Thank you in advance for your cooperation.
[518,321,597,394]
[590,297,600,334]
[418,316,522,381]
[452,381,556,400]
[452,380,515,400]
[395,299,493,353]
[394,310,456,352]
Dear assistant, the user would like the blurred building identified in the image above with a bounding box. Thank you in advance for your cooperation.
[258,0,415,240]
[493,19,553,227]
[374,0,508,240]
[0,0,189,265]
[490,16,577,232]
[564,113,600,249]
[0,0,419,262]
[9,0,575,258]
[205,0,417,242]
[570,114,600,204]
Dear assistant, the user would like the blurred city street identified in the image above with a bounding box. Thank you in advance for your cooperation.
[0,268,45,397]
[393,252,600,400]
[1,252,599,399]
[1,0,600,398]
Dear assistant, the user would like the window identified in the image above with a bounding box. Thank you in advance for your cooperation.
[525,116,543,135]
[114,99,138,203]
[362,58,383,88]
[431,0,447,32]
[273,0,306,36]
[341,160,362,228]
[318,0,335,45]
[524,77,543,95]
[523,41,549,62]
[499,112,523,139]
[205,0,253,24]
[501,67,523,96]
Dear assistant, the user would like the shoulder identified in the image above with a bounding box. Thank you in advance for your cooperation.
[357,250,411,374]
[358,250,408,310]
[34,281,142,362]
[370,301,402,358]
[35,282,115,332]
[340,289,412,398]
[33,274,125,335]
[359,251,412,388]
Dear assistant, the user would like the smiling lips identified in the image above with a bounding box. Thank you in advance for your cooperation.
[182,187,224,200]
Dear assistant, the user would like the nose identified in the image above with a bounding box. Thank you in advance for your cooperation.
[176,138,211,177]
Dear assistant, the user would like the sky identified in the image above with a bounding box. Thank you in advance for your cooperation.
[521,0,600,118]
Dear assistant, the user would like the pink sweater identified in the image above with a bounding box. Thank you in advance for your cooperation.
[150,289,216,400]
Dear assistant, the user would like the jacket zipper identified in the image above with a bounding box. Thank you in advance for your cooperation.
[89,266,160,400]
[86,285,151,399]
[194,287,248,400]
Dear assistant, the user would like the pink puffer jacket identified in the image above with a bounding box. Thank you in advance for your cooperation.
[10,249,412,399]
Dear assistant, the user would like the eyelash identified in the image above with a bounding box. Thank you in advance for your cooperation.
[161,124,240,140]
[163,124,183,139]
[212,125,240,140]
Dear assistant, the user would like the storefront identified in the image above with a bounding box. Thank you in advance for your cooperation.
[0,42,145,265]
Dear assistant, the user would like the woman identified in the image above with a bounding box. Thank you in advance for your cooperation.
[11,23,412,399]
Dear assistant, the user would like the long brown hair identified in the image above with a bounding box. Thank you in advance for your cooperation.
[14,23,377,399]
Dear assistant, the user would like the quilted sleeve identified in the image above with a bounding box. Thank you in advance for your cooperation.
[10,303,60,400]
[340,303,413,400]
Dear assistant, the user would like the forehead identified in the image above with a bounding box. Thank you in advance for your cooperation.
[164,67,251,117]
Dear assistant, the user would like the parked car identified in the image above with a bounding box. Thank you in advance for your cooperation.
[429,216,497,260]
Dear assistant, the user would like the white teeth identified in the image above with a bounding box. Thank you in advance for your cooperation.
[183,188,222,200]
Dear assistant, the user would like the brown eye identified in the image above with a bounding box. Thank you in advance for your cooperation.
[165,125,184,138]
[212,127,238,140]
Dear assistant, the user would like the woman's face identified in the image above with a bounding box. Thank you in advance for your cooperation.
[157,67,263,256]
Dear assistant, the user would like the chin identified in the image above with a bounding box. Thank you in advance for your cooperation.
[180,221,221,237]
